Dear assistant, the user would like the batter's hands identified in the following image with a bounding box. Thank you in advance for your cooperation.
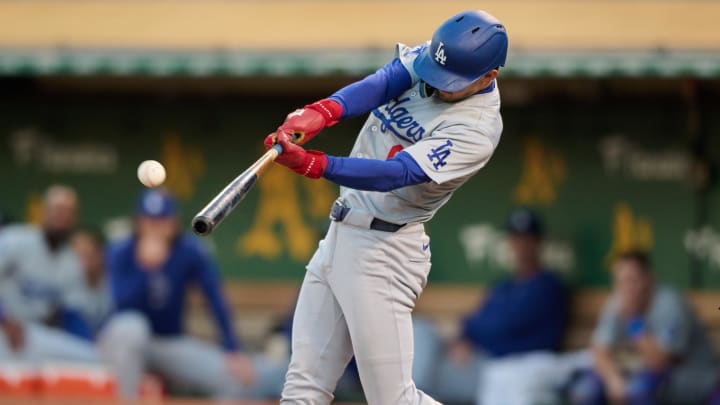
[269,131,328,179]
[0,317,25,352]
[264,99,342,147]
[226,352,258,387]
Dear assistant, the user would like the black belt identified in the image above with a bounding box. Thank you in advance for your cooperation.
[330,200,405,233]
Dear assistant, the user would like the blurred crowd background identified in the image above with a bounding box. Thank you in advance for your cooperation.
[1,1,720,404]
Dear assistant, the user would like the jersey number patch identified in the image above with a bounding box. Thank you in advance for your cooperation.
[427,140,453,169]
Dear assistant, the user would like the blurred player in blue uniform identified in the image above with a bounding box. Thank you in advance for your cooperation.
[416,209,569,404]
[100,189,284,400]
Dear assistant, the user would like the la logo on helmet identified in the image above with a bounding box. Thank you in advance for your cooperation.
[434,42,447,66]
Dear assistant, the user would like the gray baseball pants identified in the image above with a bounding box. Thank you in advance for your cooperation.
[281,217,441,405]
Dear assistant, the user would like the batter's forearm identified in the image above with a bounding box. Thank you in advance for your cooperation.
[323,152,430,192]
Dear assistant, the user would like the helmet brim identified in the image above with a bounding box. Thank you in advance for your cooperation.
[413,47,477,93]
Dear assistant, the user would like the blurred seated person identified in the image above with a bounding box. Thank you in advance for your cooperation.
[0,185,99,362]
[567,251,719,405]
[70,228,112,337]
[100,189,283,400]
[419,209,568,404]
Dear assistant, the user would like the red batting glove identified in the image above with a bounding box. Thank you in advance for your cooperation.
[273,132,328,179]
[263,99,342,148]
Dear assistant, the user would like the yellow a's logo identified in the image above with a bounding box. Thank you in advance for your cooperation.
[513,136,566,205]
[161,133,205,200]
[606,202,653,265]
[237,164,335,262]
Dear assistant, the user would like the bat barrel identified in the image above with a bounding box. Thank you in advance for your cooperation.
[191,145,281,236]
[191,171,258,235]
[192,215,214,236]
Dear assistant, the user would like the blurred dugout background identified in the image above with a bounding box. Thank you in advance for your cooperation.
[0,0,720,402]
[2,0,720,285]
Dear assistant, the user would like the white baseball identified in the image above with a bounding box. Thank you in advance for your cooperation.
[137,160,166,187]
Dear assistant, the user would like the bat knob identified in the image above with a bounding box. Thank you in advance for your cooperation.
[192,216,213,236]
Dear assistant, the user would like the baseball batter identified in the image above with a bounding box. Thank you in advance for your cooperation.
[264,10,508,405]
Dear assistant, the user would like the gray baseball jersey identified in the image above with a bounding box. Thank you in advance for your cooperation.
[341,42,503,225]
[0,225,87,322]
[593,285,717,369]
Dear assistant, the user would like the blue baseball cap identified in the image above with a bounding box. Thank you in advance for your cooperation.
[136,189,178,218]
[506,208,543,237]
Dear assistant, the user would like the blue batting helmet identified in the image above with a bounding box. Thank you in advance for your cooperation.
[413,10,508,92]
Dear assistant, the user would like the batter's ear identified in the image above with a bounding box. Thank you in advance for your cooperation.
[485,69,499,80]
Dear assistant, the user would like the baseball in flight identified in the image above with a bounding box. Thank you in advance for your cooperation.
[137,160,167,187]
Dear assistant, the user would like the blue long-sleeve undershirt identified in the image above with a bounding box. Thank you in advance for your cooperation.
[329,58,412,119]
[323,151,430,192]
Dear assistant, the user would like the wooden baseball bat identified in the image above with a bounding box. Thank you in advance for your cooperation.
[192,143,285,236]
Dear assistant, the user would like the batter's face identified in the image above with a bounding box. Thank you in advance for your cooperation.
[436,70,499,102]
